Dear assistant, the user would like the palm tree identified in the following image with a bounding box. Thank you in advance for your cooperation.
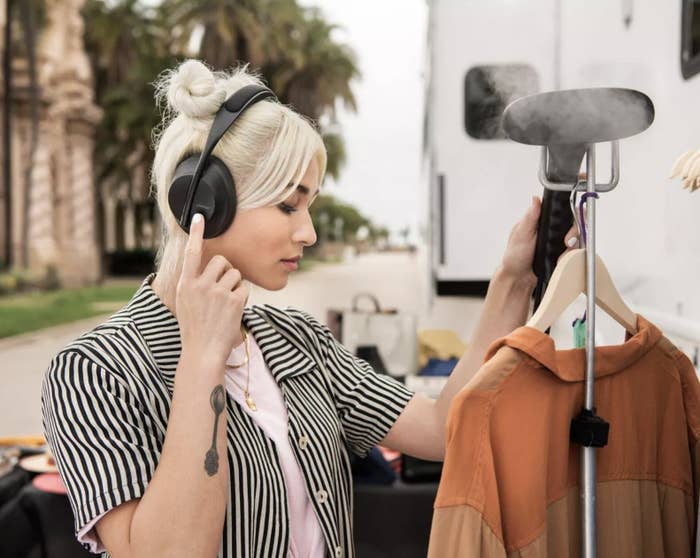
[266,9,358,123]
[83,0,176,200]
[83,0,178,261]
[164,0,271,69]
[319,131,346,181]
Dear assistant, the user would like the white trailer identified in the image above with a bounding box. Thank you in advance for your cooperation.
[425,0,700,352]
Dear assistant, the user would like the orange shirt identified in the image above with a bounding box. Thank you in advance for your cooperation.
[429,315,700,557]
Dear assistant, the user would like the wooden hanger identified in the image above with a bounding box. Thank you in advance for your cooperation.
[526,248,638,334]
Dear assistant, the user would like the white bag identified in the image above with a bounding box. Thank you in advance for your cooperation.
[340,293,418,377]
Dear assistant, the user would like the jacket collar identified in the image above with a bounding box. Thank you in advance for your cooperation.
[484,314,663,382]
[127,273,316,385]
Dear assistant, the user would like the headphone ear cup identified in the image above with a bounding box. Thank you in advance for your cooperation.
[168,155,237,239]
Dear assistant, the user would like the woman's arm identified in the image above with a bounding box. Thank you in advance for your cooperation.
[96,214,247,557]
[96,351,230,558]
[381,197,577,461]
[433,266,535,423]
[380,267,535,461]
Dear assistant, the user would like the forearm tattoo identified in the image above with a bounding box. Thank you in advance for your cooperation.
[204,385,226,476]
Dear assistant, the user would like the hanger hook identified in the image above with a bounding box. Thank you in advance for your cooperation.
[578,191,600,247]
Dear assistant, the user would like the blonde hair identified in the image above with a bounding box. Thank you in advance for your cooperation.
[150,59,327,288]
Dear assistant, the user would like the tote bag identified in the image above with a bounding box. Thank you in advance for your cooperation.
[340,293,417,378]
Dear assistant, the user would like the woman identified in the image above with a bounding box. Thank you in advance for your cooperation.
[41,60,577,558]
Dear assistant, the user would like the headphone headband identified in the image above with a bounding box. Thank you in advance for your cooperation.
[178,84,276,229]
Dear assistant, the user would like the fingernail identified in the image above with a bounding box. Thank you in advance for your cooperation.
[567,236,578,247]
[192,213,203,225]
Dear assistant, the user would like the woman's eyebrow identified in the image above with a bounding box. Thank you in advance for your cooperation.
[296,184,320,199]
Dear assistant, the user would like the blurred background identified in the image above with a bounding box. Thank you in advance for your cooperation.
[2,0,700,555]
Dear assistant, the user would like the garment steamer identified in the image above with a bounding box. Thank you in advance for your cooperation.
[502,88,654,558]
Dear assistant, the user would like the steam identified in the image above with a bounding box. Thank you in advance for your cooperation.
[502,88,654,146]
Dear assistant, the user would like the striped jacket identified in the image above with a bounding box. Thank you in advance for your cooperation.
[41,274,414,558]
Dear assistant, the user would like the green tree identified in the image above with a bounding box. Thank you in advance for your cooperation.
[370,225,390,243]
[320,131,346,182]
[267,9,357,123]
[310,194,387,244]
[164,0,272,70]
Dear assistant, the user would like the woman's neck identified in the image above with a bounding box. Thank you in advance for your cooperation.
[150,272,179,318]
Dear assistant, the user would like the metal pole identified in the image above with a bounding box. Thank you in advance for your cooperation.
[582,144,597,558]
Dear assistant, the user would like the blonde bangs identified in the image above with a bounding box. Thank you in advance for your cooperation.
[233,110,327,209]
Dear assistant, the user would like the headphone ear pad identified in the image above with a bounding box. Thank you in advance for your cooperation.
[168,155,238,239]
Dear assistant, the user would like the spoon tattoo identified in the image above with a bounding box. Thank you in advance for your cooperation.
[205,385,226,476]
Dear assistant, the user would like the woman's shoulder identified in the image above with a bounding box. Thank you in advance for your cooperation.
[46,307,138,383]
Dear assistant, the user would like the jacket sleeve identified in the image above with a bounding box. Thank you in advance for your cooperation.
[289,308,415,458]
[41,349,162,552]
[675,350,700,507]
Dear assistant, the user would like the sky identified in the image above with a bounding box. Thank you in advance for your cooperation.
[297,0,428,243]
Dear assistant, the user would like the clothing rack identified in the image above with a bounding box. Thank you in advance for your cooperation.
[538,142,619,558]
[503,88,654,558]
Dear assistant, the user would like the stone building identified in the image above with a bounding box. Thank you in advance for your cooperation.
[0,0,103,286]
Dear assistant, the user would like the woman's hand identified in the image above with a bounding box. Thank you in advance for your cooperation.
[175,213,249,359]
[499,196,579,284]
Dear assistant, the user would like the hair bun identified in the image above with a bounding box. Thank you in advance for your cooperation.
[166,60,226,118]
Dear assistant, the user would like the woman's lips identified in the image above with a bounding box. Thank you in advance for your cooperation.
[281,259,299,271]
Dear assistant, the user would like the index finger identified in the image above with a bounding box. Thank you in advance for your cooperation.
[182,213,204,279]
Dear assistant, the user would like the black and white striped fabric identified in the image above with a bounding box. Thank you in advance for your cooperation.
[41,273,414,558]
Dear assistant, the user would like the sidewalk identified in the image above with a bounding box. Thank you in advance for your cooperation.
[0,314,115,436]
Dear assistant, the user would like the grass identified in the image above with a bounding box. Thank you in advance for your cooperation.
[0,282,141,338]
[0,256,336,338]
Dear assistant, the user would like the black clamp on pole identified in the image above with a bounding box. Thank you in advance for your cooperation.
[570,408,609,448]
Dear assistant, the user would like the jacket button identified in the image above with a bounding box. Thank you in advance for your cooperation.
[299,436,309,450]
[335,546,343,557]
[316,489,328,504]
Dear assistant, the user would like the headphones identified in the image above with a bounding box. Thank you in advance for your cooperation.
[168,84,277,238]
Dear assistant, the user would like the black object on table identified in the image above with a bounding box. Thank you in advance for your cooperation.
[0,466,92,558]
[400,454,442,484]
[353,479,438,558]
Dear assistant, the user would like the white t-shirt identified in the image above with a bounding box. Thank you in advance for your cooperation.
[224,333,326,558]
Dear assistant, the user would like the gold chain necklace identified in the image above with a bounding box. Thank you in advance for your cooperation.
[227,327,257,411]
[227,327,249,368]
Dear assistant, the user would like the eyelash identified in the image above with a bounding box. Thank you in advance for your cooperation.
[278,203,297,214]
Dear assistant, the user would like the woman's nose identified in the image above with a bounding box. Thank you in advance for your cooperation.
[293,211,317,247]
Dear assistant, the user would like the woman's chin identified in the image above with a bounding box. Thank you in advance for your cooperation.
[253,274,289,292]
